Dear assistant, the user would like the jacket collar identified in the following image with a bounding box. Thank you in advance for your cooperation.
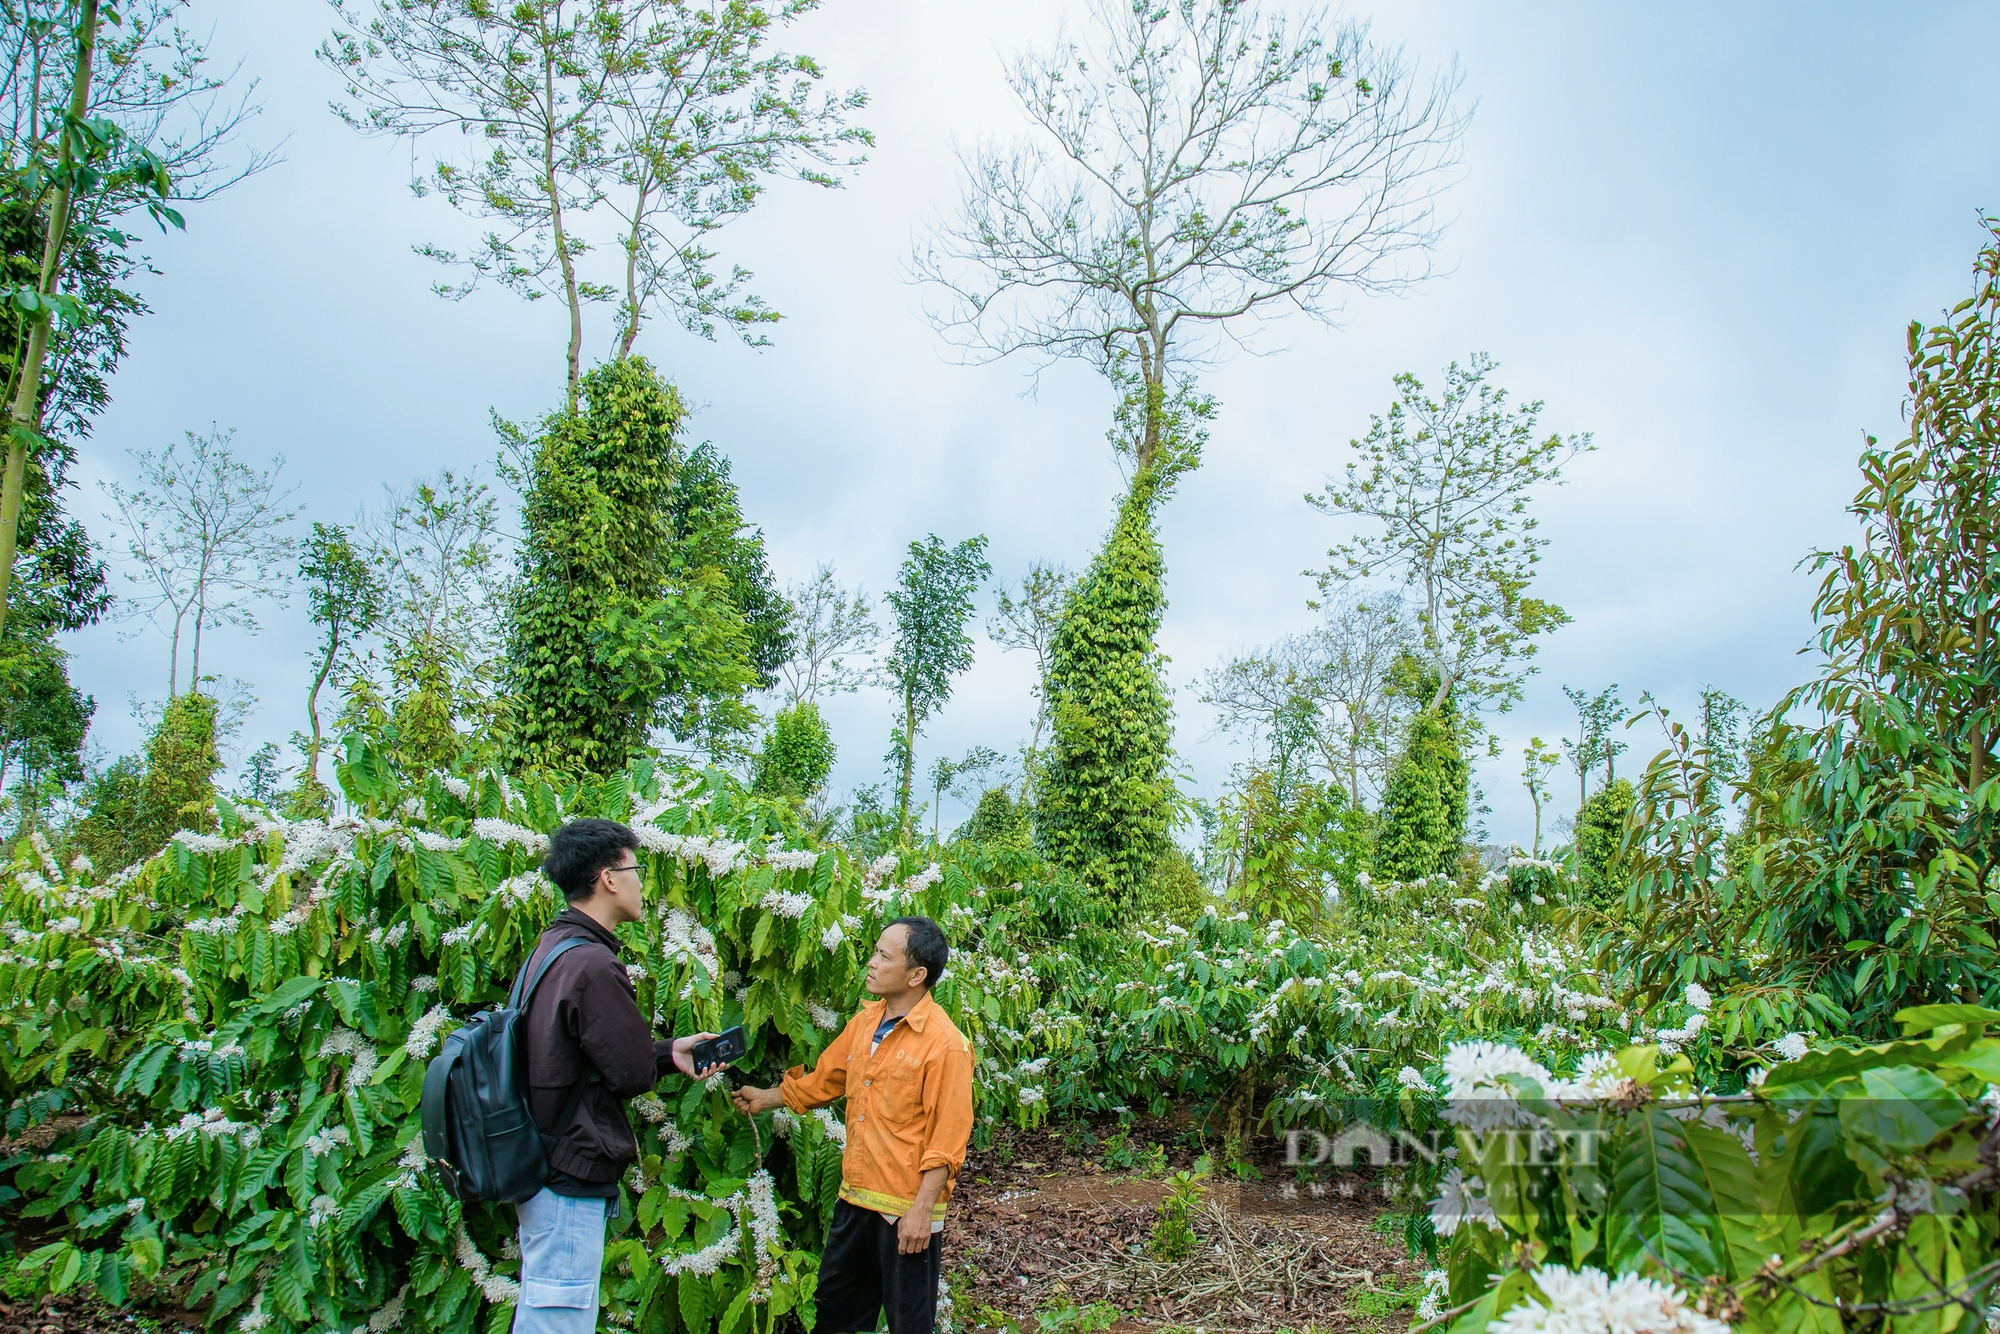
[552,906,623,956]
[873,989,936,1033]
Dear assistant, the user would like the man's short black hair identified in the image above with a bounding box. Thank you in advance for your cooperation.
[888,916,948,989]
[543,818,639,903]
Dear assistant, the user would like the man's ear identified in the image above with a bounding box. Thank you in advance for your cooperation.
[907,965,928,989]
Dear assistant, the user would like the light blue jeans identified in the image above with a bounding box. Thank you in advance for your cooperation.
[512,1189,612,1334]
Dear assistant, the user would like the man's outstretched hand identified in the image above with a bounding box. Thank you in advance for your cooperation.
[672,1032,723,1080]
[731,1084,785,1116]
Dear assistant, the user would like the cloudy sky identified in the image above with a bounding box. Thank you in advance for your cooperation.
[63,0,2000,845]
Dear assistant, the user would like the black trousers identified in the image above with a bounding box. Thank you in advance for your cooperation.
[817,1200,943,1334]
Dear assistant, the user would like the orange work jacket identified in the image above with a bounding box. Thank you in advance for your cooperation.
[780,991,975,1221]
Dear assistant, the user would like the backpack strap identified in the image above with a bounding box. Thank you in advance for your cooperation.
[419,1027,462,1167]
[509,935,593,1011]
[511,934,614,1168]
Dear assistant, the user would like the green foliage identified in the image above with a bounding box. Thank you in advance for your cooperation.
[0,740,1001,1334]
[1574,777,1634,900]
[323,0,869,391]
[1035,1300,1121,1334]
[988,561,1076,796]
[238,743,285,806]
[1231,773,1370,926]
[664,441,791,690]
[1136,846,1206,924]
[1426,1021,2000,1334]
[503,358,760,774]
[1036,466,1178,901]
[0,1,185,639]
[137,692,221,843]
[69,756,142,873]
[73,692,219,871]
[882,534,991,837]
[0,632,92,810]
[752,701,835,801]
[1561,683,1627,810]
[1618,220,2000,1047]
[964,787,1030,848]
[1148,1157,1210,1261]
[1372,695,1468,883]
[0,184,117,655]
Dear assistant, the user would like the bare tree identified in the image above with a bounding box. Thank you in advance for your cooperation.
[320,0,869,402]
[1201,590,1411,805]
[774,563,878,705]
[987,560,1075,779]
[102,428,298,698]
[364,470,508,682]
[916,0,1466,479]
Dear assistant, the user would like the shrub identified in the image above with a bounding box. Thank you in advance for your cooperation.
[752,701,836,801]
[964,787,1030,848]
[0,739,1022,1333]
[1418,1019,2000,1333]
[1573,777,1634,900]
[1137,847,1206,924]
[1373,699,1468,883]
[1148,1157,1210,1261]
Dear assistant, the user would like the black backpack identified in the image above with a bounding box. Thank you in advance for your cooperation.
[419,936,601,1203]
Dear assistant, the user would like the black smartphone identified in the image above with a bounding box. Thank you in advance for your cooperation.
[690,1025,747,1072]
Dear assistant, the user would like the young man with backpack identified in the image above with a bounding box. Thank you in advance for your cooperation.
[731,917,972,1334]
[513,818,722,1333]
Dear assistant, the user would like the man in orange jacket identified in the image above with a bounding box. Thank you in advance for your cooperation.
[732,917,973,1334]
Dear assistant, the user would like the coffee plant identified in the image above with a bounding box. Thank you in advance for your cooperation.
[0,739,1045,1334]
[1410,1013,2000,1332]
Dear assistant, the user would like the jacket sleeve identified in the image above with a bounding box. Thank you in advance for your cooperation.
[565,955,663,1099]
[780,1016,855,1112]
[918,1037,975,1178]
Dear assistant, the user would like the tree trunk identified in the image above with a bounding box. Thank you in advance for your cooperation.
[305,636,335,789]
[191,591,205,693]
[169,610,184,699]
[0,0,100,641]
[617,177,652,359]
[543,34,583,405]
[896,691,917,840]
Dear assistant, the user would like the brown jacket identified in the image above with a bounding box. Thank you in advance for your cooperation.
[520,909,678,1184]
[780,991,975,1221]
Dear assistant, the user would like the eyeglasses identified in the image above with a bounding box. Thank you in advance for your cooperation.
[608,860,647,880]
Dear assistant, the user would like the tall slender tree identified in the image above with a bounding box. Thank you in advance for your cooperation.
[321,0,869,400]
[882,534,990,840]
[298,522,385,795]
[1561,684,1626,808]
[1313,355,1588,720]
[102,429,297,697]
[1520,735,1558,856]
[1202,590,1412,806]
[358,470,507,772]
[776,563,878,705]
[988,560,1073,796]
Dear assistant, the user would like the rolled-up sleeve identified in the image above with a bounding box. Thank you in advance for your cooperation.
[917,1039,974,1177]
[781,1017,855,1112]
